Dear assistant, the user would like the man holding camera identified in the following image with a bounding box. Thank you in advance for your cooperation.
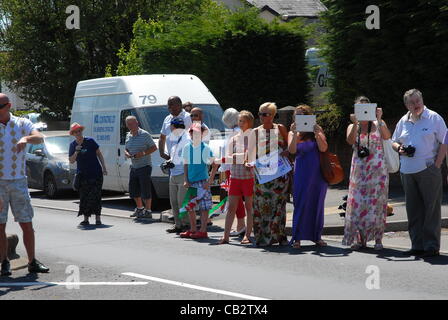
[159,97,192,233]
[163,118,190,233]
[392,89,447,257]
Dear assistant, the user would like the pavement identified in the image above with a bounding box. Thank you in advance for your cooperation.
[26,187,448,253]
[2,208,448,300]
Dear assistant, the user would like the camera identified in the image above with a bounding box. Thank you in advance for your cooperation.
[357,146,370,159]
[402,145,416,157]
[160,160,175,175]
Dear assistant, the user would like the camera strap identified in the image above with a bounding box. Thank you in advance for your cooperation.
[357,121,372,150]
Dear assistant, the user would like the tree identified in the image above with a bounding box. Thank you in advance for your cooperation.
[0,0,206,119]
[319,0,448,122]
[116,2,311,115]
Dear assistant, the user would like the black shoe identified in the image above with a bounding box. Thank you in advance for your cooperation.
[95,220,102,226]
[28,259,50,273]
[1,260,11,276]
[79,220,90,226]
[421,249,440,258]
[166,226,183,234]
[402,249,424,256]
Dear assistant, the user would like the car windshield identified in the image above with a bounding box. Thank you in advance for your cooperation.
[45,136,72,155]
[132,104,226,137]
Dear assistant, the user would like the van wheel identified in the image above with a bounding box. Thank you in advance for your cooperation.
[44,172,59,199]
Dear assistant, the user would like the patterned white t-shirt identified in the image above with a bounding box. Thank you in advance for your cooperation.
[0,113,35,180]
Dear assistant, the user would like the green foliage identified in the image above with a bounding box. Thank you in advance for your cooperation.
[12,109,35,117]
[316,104,345,138]
[319,0,448,122]
[0,0,205,120]
[116,2,311,115]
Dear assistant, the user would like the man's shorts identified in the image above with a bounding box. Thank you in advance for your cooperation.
[129,165,153,200]
[229,178,255,197]
[0,178,34,224]
[190,180,213,211]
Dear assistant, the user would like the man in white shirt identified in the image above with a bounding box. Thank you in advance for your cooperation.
[392,89,447,257]
[164,118,190,233]
[0,93,50,276]
[160,97,193,233]
[159,96,192,162]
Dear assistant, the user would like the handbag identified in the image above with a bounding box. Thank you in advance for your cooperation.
[382,139,399,173]
[72,173,81,191]
[319,150,344,185]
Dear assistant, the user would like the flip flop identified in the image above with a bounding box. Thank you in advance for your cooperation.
[240,238,252,245]
[315,240,327,247]
[216,238,229,245]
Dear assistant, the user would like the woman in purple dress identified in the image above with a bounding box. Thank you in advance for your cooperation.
[287,105,328,249]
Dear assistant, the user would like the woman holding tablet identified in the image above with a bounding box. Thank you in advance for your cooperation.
[343,96,391,250]
[288,105,328,249]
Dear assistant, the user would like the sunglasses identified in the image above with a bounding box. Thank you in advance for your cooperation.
[190,114,200,118]
[258,112,271,117]
[0,103,9,109]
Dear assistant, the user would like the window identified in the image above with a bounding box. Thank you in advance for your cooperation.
[45,136,72,155]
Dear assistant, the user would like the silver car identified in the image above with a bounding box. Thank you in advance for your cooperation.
[25,131,74,198]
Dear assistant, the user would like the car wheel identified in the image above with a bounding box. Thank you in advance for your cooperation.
[44,172,58,198]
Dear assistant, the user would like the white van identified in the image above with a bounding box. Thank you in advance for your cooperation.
[70,74,226,200]
[306,47,330,106]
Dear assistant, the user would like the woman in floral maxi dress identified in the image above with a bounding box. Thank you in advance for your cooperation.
[253,102,290,247]
[343,96,392,250]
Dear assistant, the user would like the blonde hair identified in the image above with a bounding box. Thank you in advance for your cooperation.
[239,110,254,128]
[259,102,277,117]
[295,104,314,115]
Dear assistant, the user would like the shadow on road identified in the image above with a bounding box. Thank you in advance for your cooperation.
[0,273,40,297]
[77,224,113,231]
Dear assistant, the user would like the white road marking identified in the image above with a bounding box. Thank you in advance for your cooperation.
[122,272,270,300]
[0,282,148,287]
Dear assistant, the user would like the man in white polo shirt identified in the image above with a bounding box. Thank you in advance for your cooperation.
[392,89,447,258]
[0,93,50,276]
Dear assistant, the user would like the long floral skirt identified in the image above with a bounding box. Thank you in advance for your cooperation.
[253,174,290,246]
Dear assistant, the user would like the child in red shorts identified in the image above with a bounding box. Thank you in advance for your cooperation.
[218,111,256,245]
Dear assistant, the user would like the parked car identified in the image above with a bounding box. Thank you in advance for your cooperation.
[22,112,48,131]
[25,131,74,198]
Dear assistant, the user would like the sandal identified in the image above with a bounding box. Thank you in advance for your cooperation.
[292,242,301,249]
[351,243,363,250]
[315,240,327,247]
[240,237,252,245]
[374,243,383,251]
[216,238,229,245]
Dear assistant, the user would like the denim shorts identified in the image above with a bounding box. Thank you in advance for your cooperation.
[129,165,152,199]
[0,178,34,224]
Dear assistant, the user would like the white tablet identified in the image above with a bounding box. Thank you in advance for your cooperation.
[295,115,316,133]
[355,103,377,121]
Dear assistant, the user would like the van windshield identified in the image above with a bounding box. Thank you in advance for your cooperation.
[132,104,226,137]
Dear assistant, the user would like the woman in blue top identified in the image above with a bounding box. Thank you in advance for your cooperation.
[69,123,107,226]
